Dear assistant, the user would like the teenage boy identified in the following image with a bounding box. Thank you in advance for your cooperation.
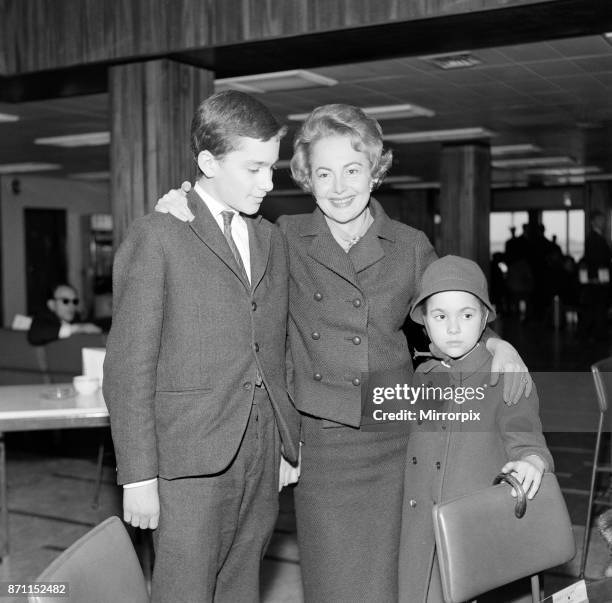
[103,90,300,603]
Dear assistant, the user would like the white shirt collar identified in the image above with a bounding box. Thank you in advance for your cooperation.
[194,181,238,219]
[192,181,251,283]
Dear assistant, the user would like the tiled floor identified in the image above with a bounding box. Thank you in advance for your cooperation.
[2,453,303,602]
[3,316,612,601]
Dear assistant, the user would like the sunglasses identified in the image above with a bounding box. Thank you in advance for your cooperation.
[55,298,79,305]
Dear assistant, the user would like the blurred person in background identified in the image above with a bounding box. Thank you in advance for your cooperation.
[27,283,102,346]
[578,210,612,341]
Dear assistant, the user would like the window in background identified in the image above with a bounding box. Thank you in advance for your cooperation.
[541,209,584,261]
[490,211,529,255]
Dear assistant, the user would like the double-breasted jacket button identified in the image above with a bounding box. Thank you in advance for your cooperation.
[412,457,417,464]
[409,499,417,508]
[251,301,257,311]
[351,336,361,345]
[243,382,252,390]
[313,373,322,381]
[352,377,361,386]
[353,298,362,308]
[314,292,323,301]
[435,461,441,470]
[253,342,259,352]
[311,332,320,340]
[441,424,447,430]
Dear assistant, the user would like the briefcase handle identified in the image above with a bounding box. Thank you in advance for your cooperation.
[493,473,527,518]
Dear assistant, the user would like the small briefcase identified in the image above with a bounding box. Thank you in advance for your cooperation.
[432,473,576,603]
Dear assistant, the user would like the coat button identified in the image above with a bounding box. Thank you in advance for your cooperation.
[352,377,361,386]
[409,499,417,508]
[314,292,323,301]
[412,457,417,464]
[311,332,320,340]
[353,298,362,308]
[314,373,322,381]
[352,336,361,345]
[441,424,447,430]
[251,301,257,311]
[243,382,252,390]
[253,342,259,352]
[436,461,441,470]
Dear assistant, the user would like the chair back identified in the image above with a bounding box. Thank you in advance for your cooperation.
[0,328,47,384]
[591,357,612,413]
[28,516,149,603]
[44,333,106,382]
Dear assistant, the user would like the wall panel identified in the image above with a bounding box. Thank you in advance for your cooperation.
[1,0,555,75]
[110,59,214,245]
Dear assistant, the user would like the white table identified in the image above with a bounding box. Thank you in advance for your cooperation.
[0,384,109,558]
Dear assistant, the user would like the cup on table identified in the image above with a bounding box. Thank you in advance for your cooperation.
[72,375,100,395]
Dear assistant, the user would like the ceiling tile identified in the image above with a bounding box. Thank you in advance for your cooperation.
[572,55,612,73]
[432,69,495,85]
[524,60,585,78]
[497,42,564,62]
[481,64,540,82]
[592,72,612,87]
[549,36,612,58]
[548,74,608,92]
[509,78,562,94]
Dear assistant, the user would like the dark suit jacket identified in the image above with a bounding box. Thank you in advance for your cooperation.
[104,189,299,485]
[584,229,612,279]
[277,198,437,427]
[27,309,62,346]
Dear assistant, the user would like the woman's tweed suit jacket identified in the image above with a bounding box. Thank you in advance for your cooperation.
[277,198,437,427]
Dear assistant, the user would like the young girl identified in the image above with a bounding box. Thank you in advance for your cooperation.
[399,255,553,603]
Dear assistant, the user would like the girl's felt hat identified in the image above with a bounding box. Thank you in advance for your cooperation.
[410,255,496,324]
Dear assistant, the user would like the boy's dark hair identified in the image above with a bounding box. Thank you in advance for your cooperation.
[190,90,286,169]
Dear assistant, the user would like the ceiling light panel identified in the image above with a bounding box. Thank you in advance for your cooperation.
[68,171,110,180]
[420,52,482,70]
[289,103,434,122]
[383,175,420,183]
[524,166,600,176]
[35,132,110,147]
[0,113,19,122]
[384,128,495,144]
[391,182,440,190]
[491,144,541,156]
[492,156,575,169]
[586,173,612,181]
[215,70,337,93]
[0,163,61,174]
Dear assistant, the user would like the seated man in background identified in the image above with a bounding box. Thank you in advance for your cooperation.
[27,283,102,346]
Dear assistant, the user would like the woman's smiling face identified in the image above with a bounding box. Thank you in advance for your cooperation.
[309,135,372,226]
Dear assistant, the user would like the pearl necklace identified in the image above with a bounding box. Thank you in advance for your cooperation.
[326,208,374,252]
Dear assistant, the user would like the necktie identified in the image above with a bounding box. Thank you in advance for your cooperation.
[221,211,261,386]
[221,211,249,284]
